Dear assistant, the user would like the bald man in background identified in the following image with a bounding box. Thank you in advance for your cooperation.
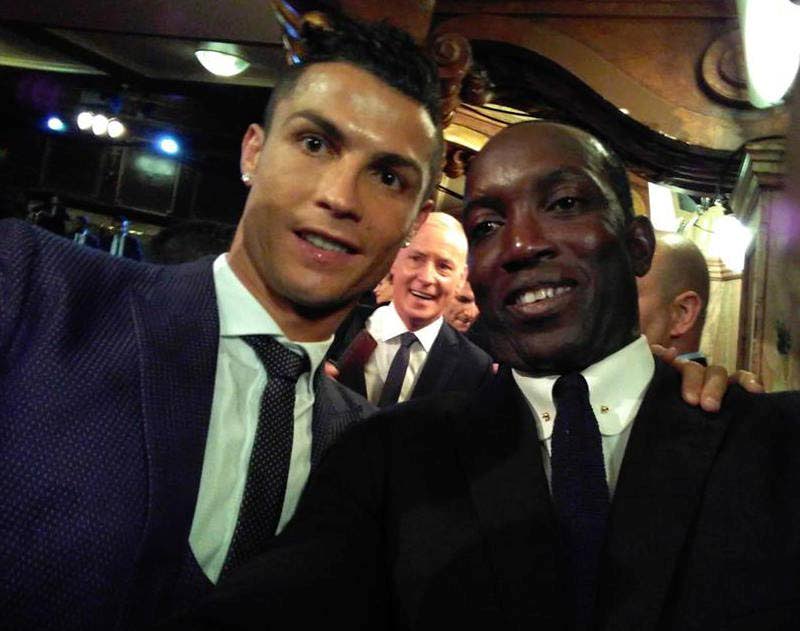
[637,231,710,364]
[335,211,493,406]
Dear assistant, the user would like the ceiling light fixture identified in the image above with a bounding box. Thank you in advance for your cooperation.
[46,116,66,132]
[107,118,126,139]
[76,111,94,131]
[194,49,250,77]
[737,0,800,107]
[91,114,109,136]
[156,135,181,156]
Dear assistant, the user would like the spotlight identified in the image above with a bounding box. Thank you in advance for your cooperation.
[107,118,126,139]
[46,116,66,132]
[194,49,250,77]
[156,135,180,156]
[76,111,94,130]
[91,114,109,136]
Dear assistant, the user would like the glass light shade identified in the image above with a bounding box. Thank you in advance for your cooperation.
[194,50,250,77]
[709,212,753,273]
[107,119,126,139]
[737,0,800,107]
[76,111,94,130]
[47,116,66,132]
[91,114,109,136]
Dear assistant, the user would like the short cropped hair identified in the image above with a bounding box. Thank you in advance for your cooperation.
[263,11,443,197]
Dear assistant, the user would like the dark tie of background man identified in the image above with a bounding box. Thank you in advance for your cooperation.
[378,332,418,407]
[551,372,610,631]
[221,335,309,577]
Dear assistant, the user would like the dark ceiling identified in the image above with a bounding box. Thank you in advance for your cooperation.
[0,1,289,154]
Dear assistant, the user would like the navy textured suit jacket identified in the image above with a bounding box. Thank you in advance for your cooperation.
[0,219,373,630]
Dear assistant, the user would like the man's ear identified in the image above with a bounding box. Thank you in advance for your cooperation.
[669,290,703,337]
[626,215,656,277]
[240,124,265,178]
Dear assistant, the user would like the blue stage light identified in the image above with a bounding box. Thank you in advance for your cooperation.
[156,135,180,156]
[46,116,66,132]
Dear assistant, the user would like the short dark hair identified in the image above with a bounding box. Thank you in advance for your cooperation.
[262,11,443,197]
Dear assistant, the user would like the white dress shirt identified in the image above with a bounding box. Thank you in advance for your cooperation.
[513,335,655,498]
[363,303,443,405]
[189,254,332,583]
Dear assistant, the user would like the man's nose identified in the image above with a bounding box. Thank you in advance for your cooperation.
[315,157,362,221]
[416,260,437,284]
[500,213,557,273]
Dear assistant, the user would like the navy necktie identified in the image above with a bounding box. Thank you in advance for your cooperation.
[551,372,610,631]
[222,335,309,576]
[378,331,417,407]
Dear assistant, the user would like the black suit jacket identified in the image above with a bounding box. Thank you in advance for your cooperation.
[335,314,494,402]
[163,361,800,631]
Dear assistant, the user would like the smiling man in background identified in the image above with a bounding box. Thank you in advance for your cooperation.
[335,211,493,405]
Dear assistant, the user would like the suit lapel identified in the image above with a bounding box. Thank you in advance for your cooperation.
[411,322,459,398]
[125,258,219,621]
[599,361,731,630]
[453,368,562,627]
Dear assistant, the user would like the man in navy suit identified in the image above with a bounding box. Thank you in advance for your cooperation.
[333,212,493,406]
[0,14,443,630]
[164,122,791,631]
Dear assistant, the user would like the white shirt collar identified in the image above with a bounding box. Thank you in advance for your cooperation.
[512,335,655,441]
[212,254,332,376]
[366,302,443,352]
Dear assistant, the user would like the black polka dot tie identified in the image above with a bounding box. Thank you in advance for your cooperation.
[221,335,309,577]
[377,331,418,407]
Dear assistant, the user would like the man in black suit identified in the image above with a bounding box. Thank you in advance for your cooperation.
[332,211,493,406]
[163,107,790,631]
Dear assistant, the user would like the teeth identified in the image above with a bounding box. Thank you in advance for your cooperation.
[516,285,572,305]
[304,233,349,253]
[411,290,434,300]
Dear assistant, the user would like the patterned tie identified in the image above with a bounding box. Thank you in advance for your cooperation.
[377,331,417,407]
[221,335,309,576]
[551,372,610,631]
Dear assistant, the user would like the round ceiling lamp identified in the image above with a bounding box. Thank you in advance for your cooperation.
[194,49,250,77]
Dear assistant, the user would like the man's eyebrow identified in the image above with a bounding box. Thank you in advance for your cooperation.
[462,196,502,220]
[284,110,343,144]
[284,110,424,181]
[537,167,598,191]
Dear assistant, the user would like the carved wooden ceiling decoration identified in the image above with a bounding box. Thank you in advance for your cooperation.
[466,39,740,194]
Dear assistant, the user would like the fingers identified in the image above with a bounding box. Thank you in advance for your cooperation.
[323,361,340,380]
[650,344,679,364]
[676,358,703,408]
[697,364,730,412]
[730,370,765,393]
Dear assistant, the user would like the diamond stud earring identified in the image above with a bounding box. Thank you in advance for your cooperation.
[241,172,252,185]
